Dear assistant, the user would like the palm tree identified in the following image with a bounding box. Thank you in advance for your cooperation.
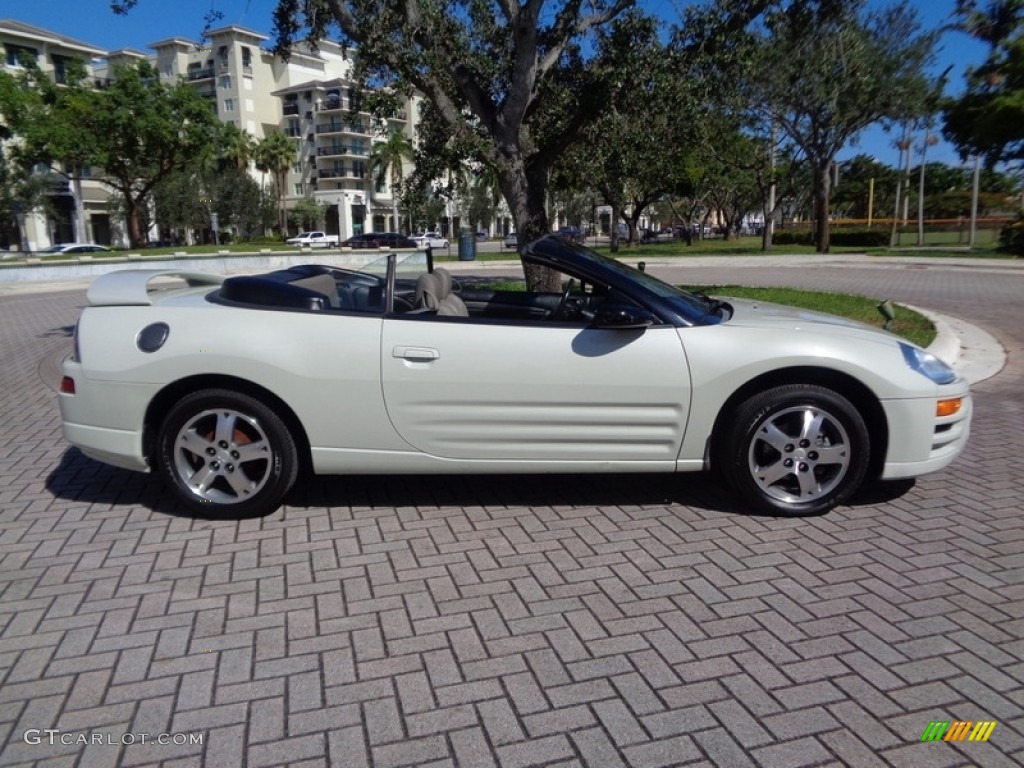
[255,131,297,235]
[370,129,413,233]
[220,123,255,171]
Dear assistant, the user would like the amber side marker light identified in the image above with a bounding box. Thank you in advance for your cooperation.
[936,398,962,418]
[59,376,75,394]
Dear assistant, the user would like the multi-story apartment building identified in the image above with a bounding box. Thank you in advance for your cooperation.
[152,26,417,240]
[3,19,420,250]
[1,19,113,250]
[271,76,414,238]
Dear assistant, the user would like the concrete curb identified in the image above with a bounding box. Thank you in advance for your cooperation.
[912,305,1006,385]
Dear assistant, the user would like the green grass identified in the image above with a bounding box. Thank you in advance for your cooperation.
[691,285,935,347]
[467,278,936,348]
[581,234,1013,260]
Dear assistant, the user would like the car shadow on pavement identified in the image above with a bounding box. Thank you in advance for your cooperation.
[46,448,917,521]
[47,448,754,520]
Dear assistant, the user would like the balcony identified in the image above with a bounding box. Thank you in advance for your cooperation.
[318,169,366,180]
[317,146,347,157]
[315,122,371,136]
[283,103,300,115]
[317,99,345,112]
[187,67,216,81]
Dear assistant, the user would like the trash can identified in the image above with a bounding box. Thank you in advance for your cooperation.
[458,232,476,261]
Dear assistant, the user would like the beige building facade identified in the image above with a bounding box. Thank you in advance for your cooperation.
[2,19,421,250]
[1,20,116,251]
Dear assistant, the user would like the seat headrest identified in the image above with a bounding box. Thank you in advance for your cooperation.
[415,272,443,310]
[432,267,453,296]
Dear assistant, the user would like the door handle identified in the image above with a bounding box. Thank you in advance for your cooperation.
[392,346,440,361]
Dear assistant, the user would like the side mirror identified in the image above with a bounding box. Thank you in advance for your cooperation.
[593,304,656,330]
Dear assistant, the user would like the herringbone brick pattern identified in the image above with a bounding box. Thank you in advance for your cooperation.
[1,261,1022,767]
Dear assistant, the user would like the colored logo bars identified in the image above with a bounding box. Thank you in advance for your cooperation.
[920,721,997,742]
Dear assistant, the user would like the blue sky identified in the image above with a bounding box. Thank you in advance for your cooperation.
[8,0,992,168]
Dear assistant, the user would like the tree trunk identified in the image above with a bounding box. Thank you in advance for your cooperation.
[501,161,560,292]
[72,175,87,243]
[126,194,145,248]
[391,168,400,234]
[813,161,832,253]
[761,186,775,251]
[277,171,288,235]
[609,203,622,253]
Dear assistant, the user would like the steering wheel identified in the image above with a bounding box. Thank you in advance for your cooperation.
[552,279,576,320]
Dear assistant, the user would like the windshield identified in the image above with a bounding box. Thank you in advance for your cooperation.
[535,240,724,323]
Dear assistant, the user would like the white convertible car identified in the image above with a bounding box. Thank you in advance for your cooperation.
[58,236,971,518]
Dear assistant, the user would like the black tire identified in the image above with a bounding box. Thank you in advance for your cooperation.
[718,384,870,516]
[156,388,298,517]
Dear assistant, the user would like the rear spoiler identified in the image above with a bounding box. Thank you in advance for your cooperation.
[86,269,225,307]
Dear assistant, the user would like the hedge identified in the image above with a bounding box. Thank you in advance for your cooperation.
[772,228,890,248]
[998,214,1024,256]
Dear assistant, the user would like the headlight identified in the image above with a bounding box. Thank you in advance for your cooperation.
[900,342,956,384]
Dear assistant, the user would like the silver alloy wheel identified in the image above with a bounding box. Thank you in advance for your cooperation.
[172,408,272,504]
[747,404,852,504]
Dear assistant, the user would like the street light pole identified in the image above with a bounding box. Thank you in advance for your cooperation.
[969,155,980,248]
[917,132,938,246]
[890,126,911,247]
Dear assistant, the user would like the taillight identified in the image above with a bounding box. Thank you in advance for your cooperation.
[60,376,75,394]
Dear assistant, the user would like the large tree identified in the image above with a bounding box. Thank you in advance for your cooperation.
[254,130,298,235]
[943,1,1024,166]
[6,60,220,247]
[553,11,714,251]
[730,0,940,252]
[1,57,97,244]
[268,0,644,289]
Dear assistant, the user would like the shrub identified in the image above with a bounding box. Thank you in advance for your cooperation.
[772,230,814,246]
[237,235,285,246]
[998,214,1024,256]
[772,228,889,248]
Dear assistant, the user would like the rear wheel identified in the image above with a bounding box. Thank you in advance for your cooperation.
[157,389,298,517]
[718,384,869,516]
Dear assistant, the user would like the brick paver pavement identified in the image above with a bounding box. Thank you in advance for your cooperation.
[1,258,1022,767]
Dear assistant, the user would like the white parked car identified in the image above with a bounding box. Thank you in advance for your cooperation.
[285,231,340,247]
[59,236,971,518]
[412,232,450,249]
[38,243,112,255]
[504,232,518,248]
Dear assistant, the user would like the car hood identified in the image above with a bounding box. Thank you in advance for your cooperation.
[722,297,895,340]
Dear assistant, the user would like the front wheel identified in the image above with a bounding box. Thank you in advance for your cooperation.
[718,384,870,516]
[156,389,298,517]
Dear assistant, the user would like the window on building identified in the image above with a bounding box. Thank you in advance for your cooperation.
[5,45,38,67]
[292,162,302,175]
[287,118,300,137]
[223,98,234,112]
[352,161,365,179]
[51,54,70,84]
[220,75,232,89]
[241,46,251,69]
[294,183,304,196]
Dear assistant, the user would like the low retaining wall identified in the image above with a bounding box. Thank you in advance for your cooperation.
[0,248,423,283]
